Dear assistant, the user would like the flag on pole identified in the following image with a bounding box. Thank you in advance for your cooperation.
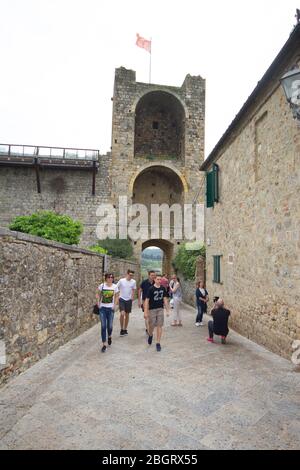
[136,33,151,53]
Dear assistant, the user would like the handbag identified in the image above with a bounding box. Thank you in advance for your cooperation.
[93,304,99,315]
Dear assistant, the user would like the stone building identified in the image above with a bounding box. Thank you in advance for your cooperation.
[0,68,205,274]
[200,23,300,358]
[110,67,205,273]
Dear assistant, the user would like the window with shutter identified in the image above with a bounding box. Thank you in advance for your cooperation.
[206,164,219,207]
[213,163,219,202]
[206,171,214,207]
[213,255,221,283]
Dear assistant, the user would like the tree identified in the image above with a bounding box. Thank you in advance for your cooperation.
[9,211,83,245]
[88,245,108,255]
[96,237,133,259]
[173,243,205,280]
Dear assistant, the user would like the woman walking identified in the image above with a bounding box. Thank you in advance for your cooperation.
[96,273,119,353]
[195,281,209,326]
[170,275,183,326]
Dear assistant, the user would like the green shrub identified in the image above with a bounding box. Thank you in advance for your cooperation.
[9,211,83,245]
[96,237,133,259]
[173,243,205,280]
[88,245,108,255]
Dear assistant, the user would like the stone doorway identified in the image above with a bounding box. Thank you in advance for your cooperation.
[131,164,185,274]
[141,239,174,279]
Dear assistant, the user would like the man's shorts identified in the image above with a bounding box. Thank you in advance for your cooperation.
[148,308,164,328]
[119,298,132,314]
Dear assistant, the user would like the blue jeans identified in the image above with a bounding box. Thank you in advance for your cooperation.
[99,307,114,343]
[196,304,204,323]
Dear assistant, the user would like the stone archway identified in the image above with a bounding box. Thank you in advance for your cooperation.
[131,165,185,276]
[134,91,186,160]
[129,161,188,196]
[132,165,184,207]
[142,239,174,278]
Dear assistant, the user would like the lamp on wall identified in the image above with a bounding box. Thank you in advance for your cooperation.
[280,65,300,121]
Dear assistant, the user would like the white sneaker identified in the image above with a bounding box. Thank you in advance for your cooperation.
[195,322,201,327]
[199,322,204,326]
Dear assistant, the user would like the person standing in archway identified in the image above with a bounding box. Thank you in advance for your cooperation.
[170,275,183,326]
[144,274,170,352]
[138,270,156,335]
[117,269,137,337]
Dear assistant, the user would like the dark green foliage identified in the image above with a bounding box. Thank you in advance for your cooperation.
[9,211,83,245]
[96,238,133,259]
[173,243,206,280]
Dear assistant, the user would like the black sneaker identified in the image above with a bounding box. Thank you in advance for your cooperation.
[156,343,161,352]
[124,330,128,336]
[101,345,107,353]
[108,337,112,346]
[148,335,153,345]
[120,330,125,336]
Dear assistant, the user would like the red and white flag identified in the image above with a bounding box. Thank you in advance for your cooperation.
[136,33,151,53]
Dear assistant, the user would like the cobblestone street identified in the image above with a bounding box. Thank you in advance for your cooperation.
[0,302,299,450]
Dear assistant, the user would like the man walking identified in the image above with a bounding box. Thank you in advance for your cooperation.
[207,298,230,344]
[144,274,170,352]
[138,270,156,334]
[117,269,136,336]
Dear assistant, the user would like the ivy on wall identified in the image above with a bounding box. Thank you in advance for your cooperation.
[173,243,205,280]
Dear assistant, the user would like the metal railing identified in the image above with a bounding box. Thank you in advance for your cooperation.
[0,143,99,161]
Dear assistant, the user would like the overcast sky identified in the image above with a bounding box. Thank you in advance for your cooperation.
[0,0,298,158]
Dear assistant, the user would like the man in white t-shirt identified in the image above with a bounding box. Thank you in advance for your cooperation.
[116,269,137,336]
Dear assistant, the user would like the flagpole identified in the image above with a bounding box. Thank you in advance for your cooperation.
[149,37,152,84]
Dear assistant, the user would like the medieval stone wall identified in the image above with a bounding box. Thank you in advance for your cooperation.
[204,82,300,359]
[176,256,205,307]
[0,68,206,271]
[0,228,140,386]
[106,256,141,289]
[111,67,205,206]
[0,152,112,248]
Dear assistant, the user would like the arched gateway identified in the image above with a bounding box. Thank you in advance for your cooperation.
[0,67,205,266]
[110,67,205,274]
[110,67,205,273]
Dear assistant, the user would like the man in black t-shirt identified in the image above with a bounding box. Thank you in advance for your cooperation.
[207,298,230,344]
[144,274,170,352]
[138,270,156,334]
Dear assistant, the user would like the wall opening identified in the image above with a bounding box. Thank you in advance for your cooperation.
[134,91,185,160]
[141,239,174,278]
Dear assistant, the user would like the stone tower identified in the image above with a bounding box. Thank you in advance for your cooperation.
[110,67,205,274]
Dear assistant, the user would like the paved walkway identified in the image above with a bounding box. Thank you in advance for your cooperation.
[0,302,299,450]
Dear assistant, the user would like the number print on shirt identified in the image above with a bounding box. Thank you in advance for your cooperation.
[153,290,164,301]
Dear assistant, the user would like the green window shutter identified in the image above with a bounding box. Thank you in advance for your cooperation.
[213,163,219,202]
[213,255,221,283]
[213,256,217,282]
[206,171,214,208]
